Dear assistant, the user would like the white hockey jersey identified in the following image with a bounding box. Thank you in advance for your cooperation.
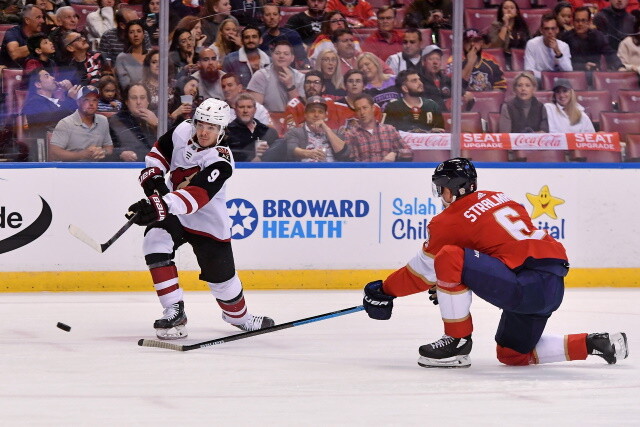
[145,120,235,241]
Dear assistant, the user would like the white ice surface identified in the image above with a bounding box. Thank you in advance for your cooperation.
[1,289,638,426]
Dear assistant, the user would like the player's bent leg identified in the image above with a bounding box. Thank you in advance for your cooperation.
[496,345,535,366]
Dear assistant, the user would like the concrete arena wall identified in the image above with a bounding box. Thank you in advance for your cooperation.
[1,162,639,291]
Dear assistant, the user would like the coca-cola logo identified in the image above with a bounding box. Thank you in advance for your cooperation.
[402,134,451,149]
[512,133,565,148]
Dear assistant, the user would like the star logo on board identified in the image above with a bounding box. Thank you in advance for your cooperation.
[226,199,258,239]
[526,185,565,219]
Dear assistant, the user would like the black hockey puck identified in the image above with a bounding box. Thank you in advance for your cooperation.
[57,322,71,332]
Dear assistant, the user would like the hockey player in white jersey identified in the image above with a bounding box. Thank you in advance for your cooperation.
[126,98,274,339]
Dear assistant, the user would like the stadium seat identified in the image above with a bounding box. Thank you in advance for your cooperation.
[440,48,450,70]
[592,72,640,103]
[438,29,452,49]
[625,134,640,161]
[394,7,407,29]
[484,48,507,72]
[464,0,486,7]
[575,91,612,127]
[411,149,452,163]
[488,111,501,133]
[419,29,433,46]
[461,148,510,162]
[514,150,568,162]
[1,68,24,117]
[468,91,505,121]
[617,90,640,112]
[510,48,525,71]
[443,112,483,133]
[464,9,496,32]
[488,0,531,8]
[541,71,588,91]
[14,89,27,114]
[367,0,388,7]
[571,149,622,162]
[71,4,98,32]
[521,8,551,33]
[599,112,640,142]
[534,91,554,104]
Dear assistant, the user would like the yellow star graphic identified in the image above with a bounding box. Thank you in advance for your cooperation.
[526,185,565,219]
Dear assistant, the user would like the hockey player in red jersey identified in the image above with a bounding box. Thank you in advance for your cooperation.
[126,98,274,340]
[363,158,628,367]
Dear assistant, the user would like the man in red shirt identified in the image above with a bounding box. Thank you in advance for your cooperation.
[361,6,403,62]
[363,158,629,368]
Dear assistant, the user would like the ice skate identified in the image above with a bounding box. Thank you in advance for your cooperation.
[587,332,628,364]
[225,314,275,332]
[154,301,188,340]
[418,335,473,368]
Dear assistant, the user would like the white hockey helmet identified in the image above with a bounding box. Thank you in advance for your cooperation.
[193,98,232,145]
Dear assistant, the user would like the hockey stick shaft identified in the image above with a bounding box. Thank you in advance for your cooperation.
[138,305,365,352]
[98,213,138,252]
[68,212,138,253]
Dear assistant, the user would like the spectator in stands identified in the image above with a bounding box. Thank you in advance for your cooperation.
[247,39,303,112]
[169,28,199,77]
[0,4,44,68]
[221,72,272,125]
[487,0,530,67]
[314,49,345,99]
[284,70,340,130]
[524,15,572,79]
[334,69,383,125]
[404,0,452,31]
[99,6,151,65]
[285,0,326,45]
[334,28,359,74]
[386,28,423,75]
[344,93,412,162]
[141,0,160,46]
[21,67,77,148]
[544,78,595,133]
[327,0,376,28]
[200,0,234,45]
[175,15,209,52]
[168,75,202,127]
[86,0,117,50]
[211,18,241,64]
[115,21,147,89]
[96,75,121,112]
[23,33,68,90]
[560,6,623,72]
[193,47,225,100]
[358,51,400,111]
[25,0,57,32]
[453,28,507,92]
[60,32,105,86]
[108,83,157,162]
[420,44,475,112]
[0,0,21,24]
[225,93,279,162]
[384,70,444,133]
[361,7,403,62]
[594,0,635,52]
[230,0,262,27]
[307,11,356,66]
[50,6,81,64]
[284,95,350,162]
[499,71,549,133]
[617,12,640,74]
[554,1,574,36]
[222,25,270,87]
[49,85,113,161]
[260,3,308,69]
[142,49,159,112]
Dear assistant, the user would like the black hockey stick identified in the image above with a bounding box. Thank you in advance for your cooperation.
[138,305,365,352]
[68,212,138,253]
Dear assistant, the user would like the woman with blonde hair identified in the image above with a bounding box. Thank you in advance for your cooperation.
[544,79,594,133]
[357,52,400,110]
[314,49,345,99]
[211,18,241,64]
[499,71,548,133]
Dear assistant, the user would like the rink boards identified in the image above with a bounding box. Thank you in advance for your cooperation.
[1,162,639,291]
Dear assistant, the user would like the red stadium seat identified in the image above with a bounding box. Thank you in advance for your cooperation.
[571,149,622,162]
[419,28,433,46]
[71,4,98,32]
[440,48,450,70]
[541,71,588,91]
[617,90,640,112]
[484,48,507,72]
[367,0,388,7]
[514,150,568,162]
[534,91,554,104]
[411,150,452,163]
[488,111,501,133]
[468,91,505,121]
[625,134,640,161]
[464,9,495,32]
[443,112,483,133]
[394,7,407,29]
[487,0,531,7]
[465,0,486,7]
[575,91,612,127]
[14,89,27,114]
[510,48,525,71]
[599,112,640,142]
[1,68,24,116]
[592,72,640,103]
[521,8,551,33]
[438,29,452,49]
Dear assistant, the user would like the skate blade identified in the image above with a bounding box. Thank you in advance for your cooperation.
[155,324,188,340]
[612,332,629,362]
[417,355,471,368]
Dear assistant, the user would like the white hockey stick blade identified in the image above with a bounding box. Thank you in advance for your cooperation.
[68,224,103,253]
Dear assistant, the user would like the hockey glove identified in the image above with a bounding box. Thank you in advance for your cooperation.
[126,194,168,226]
[363,280,396,320]
[139,167,170,197]
[428,285,439,305]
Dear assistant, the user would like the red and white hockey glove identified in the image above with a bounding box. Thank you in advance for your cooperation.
[126,194,168,226]
[139,167,170,197]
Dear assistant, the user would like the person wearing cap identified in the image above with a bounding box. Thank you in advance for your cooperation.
[544,78,595,133]
[524,14,573,79]
[49,85,113,161]
[386,29,424,75]
[225,93,279,162]
[447,28,507,92]
[361,6,404,62]
[284,95,351,162]
[283,70,341,132]
[384,70,445,133]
